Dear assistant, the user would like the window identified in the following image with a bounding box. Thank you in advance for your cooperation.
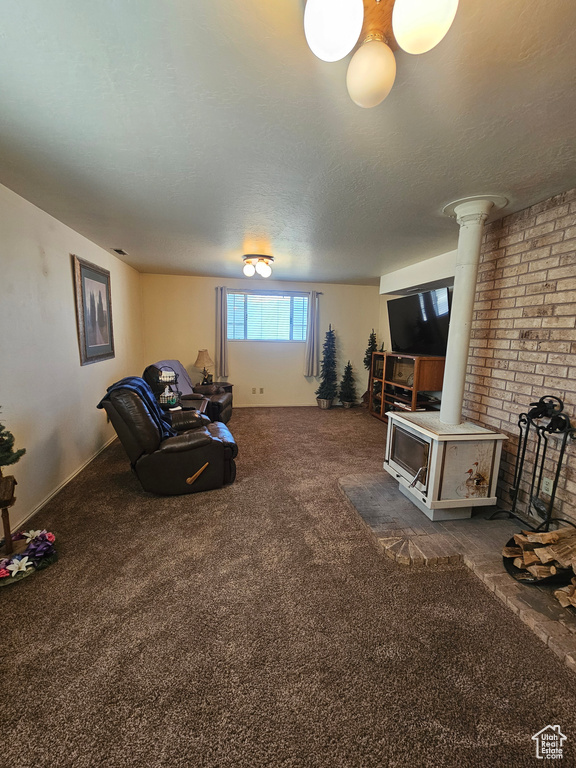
[227,291,308,341]
[418,287,449,322]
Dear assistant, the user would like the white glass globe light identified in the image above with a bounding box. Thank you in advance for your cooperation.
[256,260,272,278]
[346,40,396,109]
[392,0,459,55]
[243,261,256,277]
[304,0,364,63]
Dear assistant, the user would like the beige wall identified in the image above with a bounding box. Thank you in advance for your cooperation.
[141,275,381,406]
[0,184,144,528]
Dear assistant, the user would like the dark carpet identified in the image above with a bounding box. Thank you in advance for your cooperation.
[2,407,575,767]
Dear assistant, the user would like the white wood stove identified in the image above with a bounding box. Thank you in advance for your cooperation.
[383,411,507,521]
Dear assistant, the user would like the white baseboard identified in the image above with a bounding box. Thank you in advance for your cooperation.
[14,435,117,529]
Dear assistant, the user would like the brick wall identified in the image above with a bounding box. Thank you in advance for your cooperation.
[462,188,576,525]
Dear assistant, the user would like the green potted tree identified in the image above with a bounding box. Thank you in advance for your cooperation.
[316,325,338,409]
[0,414,25,475]
[363,329,378,372]
[0,409,26,557]
[362,329,378,406]
[339,361,357,408]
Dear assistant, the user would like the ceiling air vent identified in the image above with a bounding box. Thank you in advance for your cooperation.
[111,248,129,256]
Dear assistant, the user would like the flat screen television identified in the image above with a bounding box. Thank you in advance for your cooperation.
[387,287,452,356]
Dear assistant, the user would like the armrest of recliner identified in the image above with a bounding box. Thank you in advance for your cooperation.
[206,392,232,409]
[170,410,211,431]
[207,422,238,458]
[159,429,213,453]
[181,394,210,415]
[194,384,225,396]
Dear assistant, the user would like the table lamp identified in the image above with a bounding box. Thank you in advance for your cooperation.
[194,349,214,385]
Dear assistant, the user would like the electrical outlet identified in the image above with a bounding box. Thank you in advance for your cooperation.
[252,387,256,394]
[259,388,264,394]
[542,477,554,496]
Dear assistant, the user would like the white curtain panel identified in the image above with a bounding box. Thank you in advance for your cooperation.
[215,286,229,379]
[304,290,321,377]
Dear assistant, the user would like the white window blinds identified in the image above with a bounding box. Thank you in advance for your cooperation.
[227,291,309,341]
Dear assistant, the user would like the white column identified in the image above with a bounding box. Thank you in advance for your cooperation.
[440,196,507,425]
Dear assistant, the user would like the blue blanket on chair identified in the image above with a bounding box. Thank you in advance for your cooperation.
[97,376,176,440]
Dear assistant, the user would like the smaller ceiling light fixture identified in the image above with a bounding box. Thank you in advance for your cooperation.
[242,254,274,278]
[194,349,214,385]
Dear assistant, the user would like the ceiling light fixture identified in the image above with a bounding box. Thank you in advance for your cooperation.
[304,0,459,108]
[392,0,459,55]
[304,0,365,62]
[346,33,396,109]
[242,254,274,278]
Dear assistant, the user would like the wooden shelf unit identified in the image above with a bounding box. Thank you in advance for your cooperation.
[368,351,445,422]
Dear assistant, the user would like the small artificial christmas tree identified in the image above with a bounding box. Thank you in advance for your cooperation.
[361,329,378,407]
[0,410,25,478]
[339,361,357,406]
[0,409,26,557]
[363,329,377,371]
[315,325,338,403]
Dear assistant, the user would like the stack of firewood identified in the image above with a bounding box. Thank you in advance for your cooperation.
[502,527,576,609]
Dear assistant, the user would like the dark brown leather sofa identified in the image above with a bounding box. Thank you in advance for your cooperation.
[143,359,233,424]
[99,380,237,495]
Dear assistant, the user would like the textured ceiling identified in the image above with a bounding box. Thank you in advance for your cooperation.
[0,0,575,285]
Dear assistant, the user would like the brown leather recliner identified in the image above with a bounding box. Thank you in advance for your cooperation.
[98,380,237,495]
[143,359,233,424]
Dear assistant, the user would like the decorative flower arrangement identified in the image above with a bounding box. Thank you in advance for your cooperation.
[0,529,57,586]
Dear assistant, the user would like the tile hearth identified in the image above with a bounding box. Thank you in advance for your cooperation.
[339,472,576,673]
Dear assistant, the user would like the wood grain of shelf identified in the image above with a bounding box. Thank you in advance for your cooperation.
[369,351,445,422]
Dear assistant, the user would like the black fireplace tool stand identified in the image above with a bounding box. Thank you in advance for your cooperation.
[491,395,576,532]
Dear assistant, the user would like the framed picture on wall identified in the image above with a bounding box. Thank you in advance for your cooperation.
[72,254,115,365]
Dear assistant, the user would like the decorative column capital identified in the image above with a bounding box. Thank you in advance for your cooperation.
[442,195,508,225]
[456,210,490,227]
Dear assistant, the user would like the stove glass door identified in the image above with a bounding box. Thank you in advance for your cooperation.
[390,425,430,492]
